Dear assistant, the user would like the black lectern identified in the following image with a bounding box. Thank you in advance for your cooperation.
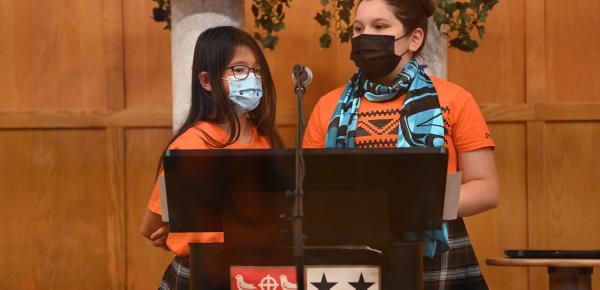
[163,148,447,290]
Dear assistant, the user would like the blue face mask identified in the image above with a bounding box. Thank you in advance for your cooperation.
[224,73,263,114]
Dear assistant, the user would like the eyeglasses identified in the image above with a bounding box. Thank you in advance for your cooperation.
[225,65,263,80]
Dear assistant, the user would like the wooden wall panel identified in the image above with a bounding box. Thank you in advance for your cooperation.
[528,122,600,288]
[0,0,121,110]
[275,125,297,148]
[125,128,174,290]
[524,0,547,286]
[0,130,111,289]
[525,0,545,104]
[106,128,127,290]
[545,1,600,102]
[0,1,33,108]
[447,0,526,104]
[464,123,528,290]
[123,0,172,109]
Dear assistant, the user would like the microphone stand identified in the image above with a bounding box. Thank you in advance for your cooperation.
[291,65,307,290]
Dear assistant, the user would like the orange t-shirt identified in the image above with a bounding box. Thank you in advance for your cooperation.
[303,77,495,172]
[147,121,272,256]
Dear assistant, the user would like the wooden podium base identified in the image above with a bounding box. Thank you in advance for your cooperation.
[189,243,423,290]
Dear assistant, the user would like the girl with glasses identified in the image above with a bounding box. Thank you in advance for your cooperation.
[140,25,283,290]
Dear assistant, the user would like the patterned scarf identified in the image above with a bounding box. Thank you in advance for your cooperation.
[325,59,449,257]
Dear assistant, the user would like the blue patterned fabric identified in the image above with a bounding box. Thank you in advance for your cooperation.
[325,59,448,257]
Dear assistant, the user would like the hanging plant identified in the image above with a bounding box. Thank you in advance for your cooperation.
[250,0,291,49]
[313,0,500,52]
[151,0,499,52]
[434,0,499,52]
[152,0,171,30]
[314,0,355,49]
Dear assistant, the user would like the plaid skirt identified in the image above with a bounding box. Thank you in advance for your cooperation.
[423,218,489,290]
[159,256,190,290]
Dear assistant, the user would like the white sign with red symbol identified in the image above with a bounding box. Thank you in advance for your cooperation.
[231,266,297,290]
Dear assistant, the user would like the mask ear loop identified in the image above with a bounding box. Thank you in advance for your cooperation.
[394,31,411,41]
[394,30,413,60]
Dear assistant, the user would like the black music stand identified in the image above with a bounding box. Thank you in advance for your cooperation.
[163,148,448,290]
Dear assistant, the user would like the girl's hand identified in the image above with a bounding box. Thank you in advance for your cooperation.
[141,209,171,251]
[150,224,170,251]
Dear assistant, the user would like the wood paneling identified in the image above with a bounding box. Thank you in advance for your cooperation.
[0,1,33,108]
[103,0,126,110]
[0,1,121,110]
[0,109,172,129]
[465,123,529,290]
[525,0,548,284]
[448,0,526,104]
[125,128,173,290]
[525,0,546,104]
[541,103,600,121]
[275,125,297,148]
[481,104,535,122]
[528,122,600,288]
[123,0,172,109]
[0,130,111,289]
[106,128,127,290]
[3,104,600,130]
[526,121,545,290]
[546,1,600,102]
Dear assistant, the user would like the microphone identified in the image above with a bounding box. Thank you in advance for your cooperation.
[291,64,313,87]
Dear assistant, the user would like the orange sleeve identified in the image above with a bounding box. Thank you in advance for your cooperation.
[303,87,344,148]
[147,172,163,215]
[303,99,326,148]
[451,92,495,152]
[145,127,210,215]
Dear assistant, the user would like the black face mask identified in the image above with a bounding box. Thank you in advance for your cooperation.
[350,33,410,80]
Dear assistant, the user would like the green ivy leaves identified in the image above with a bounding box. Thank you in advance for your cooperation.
[317,0,355,48]
[151,0,499,53]
[313,0,500,52]
[251,0,291,49]
[251,0,499,52]
[435,0,499,52]
[151,0,170,30]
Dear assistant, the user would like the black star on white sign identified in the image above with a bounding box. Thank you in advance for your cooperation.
[348,273,375,290]
[311,273,337,290]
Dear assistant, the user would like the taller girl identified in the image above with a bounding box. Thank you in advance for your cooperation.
[304,1,499,289]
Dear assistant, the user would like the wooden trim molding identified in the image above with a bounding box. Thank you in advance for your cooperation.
[480,104,536,122]
[102,0,126,111]
[482,103,600,122]
[525,0,546,104]
[540,103,600,121]
[1,103,600,129]
[105,127,127,290]
[0,109,172,129]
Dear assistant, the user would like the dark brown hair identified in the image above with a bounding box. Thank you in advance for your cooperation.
[156,26,283,175]
[359,0,436,53]
[185,26,282,148]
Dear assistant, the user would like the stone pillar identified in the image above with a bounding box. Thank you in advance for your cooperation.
[171,0,245,131]
[419,18,448,80]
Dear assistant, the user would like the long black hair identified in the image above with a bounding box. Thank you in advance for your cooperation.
[157,26,283,174]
